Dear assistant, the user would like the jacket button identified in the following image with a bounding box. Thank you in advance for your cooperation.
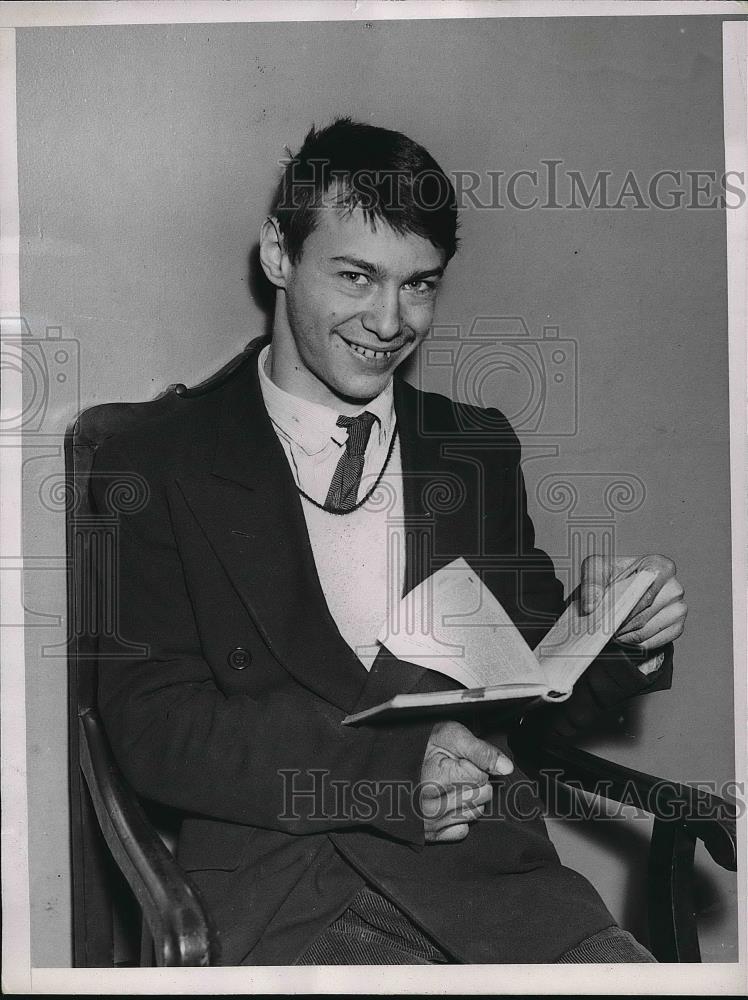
[228,647,251,670]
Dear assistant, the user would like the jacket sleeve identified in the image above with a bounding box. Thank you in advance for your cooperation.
[486,414,673,742]
[91,433,432,845]
[523,641,673,742]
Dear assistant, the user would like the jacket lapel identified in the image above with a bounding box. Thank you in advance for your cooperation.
[395,376,447,596]
[176,340,370,713]
[350,376,462,711]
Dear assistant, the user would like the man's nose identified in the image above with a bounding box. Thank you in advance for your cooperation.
[361,287,402,341]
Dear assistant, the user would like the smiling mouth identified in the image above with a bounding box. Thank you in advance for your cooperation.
[340,336,405,361]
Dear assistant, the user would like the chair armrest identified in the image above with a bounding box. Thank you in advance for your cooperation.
[508,729,737,871]
[79,708,216,966]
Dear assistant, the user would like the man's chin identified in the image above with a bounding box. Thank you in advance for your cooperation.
[329,375,391,406]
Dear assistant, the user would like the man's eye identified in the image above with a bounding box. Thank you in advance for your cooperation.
[404,279,437,294]
[341,272,370,286]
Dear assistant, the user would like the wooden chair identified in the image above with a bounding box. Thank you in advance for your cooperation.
[67,341,738,967]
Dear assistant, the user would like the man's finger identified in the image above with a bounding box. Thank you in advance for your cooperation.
[621,554,676,620]
[432,823,469,843]
[464,782,494,808]
[579,554,612,614]
[617,612,687,651]
[426,721,513,780]
[436,800,487,828]
[617,621,682,652]
[452,729,513,776]
[638,621,685,651]
[616,601,687,646]
[431,803,487,829]
[442,782,494,814]
[422,780,495,820]
[436,755,488,787]
[618,577,685,634]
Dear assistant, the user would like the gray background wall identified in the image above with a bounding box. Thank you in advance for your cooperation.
[17,16,736,965]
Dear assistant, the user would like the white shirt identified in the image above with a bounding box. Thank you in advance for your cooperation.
[257,344,396,508]
[258,345,405,669]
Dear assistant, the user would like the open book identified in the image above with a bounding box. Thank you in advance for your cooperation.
[342,558,656,725]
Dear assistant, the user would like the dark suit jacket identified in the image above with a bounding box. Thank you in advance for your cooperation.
[92,336,672,965]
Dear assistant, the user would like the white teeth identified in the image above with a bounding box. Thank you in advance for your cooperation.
[347,341,391,360]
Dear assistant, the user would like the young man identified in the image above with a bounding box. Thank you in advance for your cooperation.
[93,119,687,965]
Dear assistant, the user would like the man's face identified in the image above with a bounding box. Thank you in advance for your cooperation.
[270,205,446,408]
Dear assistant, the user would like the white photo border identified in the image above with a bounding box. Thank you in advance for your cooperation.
[1,2,746,995]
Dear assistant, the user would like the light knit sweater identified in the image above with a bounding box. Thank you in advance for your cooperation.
[258,346,405,669]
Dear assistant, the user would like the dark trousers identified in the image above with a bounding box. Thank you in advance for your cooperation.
[294,885,657,965]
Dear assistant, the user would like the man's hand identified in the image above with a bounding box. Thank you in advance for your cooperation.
[420,720,513,844]
[579,554,687,651]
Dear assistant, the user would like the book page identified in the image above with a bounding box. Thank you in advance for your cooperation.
[377,557,545,689]
[535,568,657,693]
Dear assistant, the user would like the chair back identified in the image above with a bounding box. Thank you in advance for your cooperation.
[67,341,259,965]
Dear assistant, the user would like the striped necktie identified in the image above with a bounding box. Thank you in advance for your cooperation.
[325,411,378,512]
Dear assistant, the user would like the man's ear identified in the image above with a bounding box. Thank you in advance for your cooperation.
[258,216,290,289]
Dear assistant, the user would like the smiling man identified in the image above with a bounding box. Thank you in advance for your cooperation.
[93,118,687,965]
[262,194,445,405]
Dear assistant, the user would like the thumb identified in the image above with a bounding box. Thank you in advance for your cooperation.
[455,730,513,776]
[579,554,609,615]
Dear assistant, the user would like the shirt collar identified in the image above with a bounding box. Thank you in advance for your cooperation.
[257,344,395,456]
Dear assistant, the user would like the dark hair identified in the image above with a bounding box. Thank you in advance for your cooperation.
[270,117,459,264]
